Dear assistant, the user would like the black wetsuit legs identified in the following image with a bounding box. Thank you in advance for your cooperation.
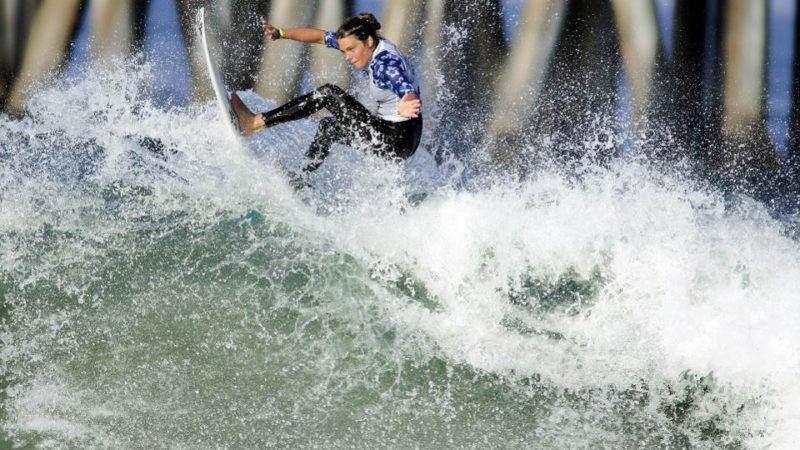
[260,84,422,175]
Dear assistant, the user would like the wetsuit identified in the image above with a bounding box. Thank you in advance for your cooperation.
[259,35,423,176]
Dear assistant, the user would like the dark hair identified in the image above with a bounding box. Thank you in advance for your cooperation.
[336,12,381,43]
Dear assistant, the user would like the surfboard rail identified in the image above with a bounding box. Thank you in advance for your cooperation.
[196,7,241,139]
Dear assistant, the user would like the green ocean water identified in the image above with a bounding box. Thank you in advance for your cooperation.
[1,64,799,449]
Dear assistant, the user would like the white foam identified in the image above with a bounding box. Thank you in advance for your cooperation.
[319,163,800,446]
[3,60,800,447]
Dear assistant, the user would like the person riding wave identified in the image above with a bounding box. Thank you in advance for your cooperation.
[231,12,423,188]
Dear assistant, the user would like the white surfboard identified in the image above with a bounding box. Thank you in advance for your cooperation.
[196,7,240,138]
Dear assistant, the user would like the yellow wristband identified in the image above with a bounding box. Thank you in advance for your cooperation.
[277,28,285,39]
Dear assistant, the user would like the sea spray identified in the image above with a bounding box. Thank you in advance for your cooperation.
[1,60,799,449]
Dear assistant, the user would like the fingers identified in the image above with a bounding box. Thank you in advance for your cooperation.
[399,93,421,117]
[259,16,278,40]
[402,104,421,118]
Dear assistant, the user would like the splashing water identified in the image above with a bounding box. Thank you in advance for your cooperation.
[1,61,800,449]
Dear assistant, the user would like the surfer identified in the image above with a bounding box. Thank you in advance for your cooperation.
[231,13,423,188]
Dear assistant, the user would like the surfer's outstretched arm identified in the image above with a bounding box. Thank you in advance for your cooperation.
[260,16,325,44]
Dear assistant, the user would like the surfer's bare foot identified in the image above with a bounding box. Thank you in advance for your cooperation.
[231,93,265,136]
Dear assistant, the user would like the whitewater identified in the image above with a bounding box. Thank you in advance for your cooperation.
[1,61,800,449]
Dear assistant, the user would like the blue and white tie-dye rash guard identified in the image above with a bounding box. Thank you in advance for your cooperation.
[324,32,420,122]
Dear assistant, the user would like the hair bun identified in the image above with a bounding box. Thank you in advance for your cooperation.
[357,12,381,32]
[337,12,381,40]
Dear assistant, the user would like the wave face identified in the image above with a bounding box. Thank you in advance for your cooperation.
[2,62,800,449]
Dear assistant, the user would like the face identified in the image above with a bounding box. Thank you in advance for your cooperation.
[337,35,374,70]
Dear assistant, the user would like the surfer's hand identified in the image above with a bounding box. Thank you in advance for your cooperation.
[398,93,421,118]
[260,16,280,40]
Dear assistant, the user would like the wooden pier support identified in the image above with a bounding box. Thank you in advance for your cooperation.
[610,0,662,127]
[486,0,566,162]
[0,2,9,104]
[6,0,84,114]
[308,0,350,91]
[224,0,270,91]
[254,0,316,104]
[90,0,149,65]
[671,0,711,165]
[423,0,506,154]
[529,0,621,165]
[790,0,800,179]
[1,1,14,105]
[718,0,777,177]
[1,1,38,109]
[380,0,425,52]
[419,0,446,103]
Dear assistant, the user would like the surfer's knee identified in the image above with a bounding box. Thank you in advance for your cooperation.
[317,83,346,99]
[316,116,348,144]
[318,116,339,133]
